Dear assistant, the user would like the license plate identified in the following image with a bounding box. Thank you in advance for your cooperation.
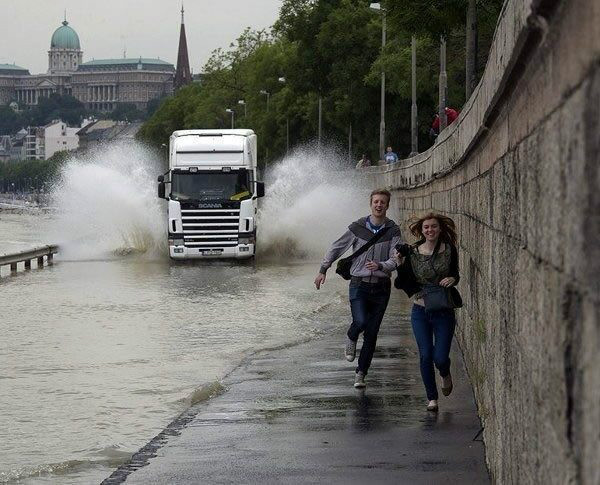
[202,249,223,255]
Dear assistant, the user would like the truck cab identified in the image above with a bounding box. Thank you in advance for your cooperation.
[158,129,264,259]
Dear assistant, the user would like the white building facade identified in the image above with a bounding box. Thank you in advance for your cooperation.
[38,120,79,160]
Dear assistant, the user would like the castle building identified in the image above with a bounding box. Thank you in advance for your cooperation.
[0,18,175,112]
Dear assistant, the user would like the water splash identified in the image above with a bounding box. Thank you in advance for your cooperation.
[46,141,369,262]
[47,141,165,260]
[257,144,369,260]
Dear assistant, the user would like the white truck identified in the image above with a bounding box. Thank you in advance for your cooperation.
[157,129,265,259]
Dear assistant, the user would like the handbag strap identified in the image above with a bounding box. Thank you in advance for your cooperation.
[426,239,443,283]
[347,225,391,262]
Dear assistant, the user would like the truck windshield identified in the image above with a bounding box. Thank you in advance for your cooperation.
[170,171,252,202]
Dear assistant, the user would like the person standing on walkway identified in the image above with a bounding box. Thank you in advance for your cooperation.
[355,154,371,169]
[314,189,403,388]
[394,212,461,411]
[384,146,398,164]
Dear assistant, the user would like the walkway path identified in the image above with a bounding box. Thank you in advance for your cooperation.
[103,297,488,484]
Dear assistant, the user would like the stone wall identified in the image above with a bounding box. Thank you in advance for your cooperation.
[367,0,599,482]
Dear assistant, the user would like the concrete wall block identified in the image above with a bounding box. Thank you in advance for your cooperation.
[560,85,586,280]
[536,107,565,267]
[580,295,600,485]
[554,0,600,113]
[502,150,521,239]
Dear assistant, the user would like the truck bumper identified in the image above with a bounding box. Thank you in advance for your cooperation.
[169,244,255,260]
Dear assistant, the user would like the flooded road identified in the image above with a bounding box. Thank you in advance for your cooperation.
[0,144,370,483]
[1,213,350,483]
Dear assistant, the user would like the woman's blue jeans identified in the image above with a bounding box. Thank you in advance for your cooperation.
[348,280,391,375]
[411,304,456,400]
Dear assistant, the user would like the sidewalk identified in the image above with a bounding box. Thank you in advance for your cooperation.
[103,297,488,484]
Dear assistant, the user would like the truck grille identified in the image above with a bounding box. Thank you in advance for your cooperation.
[181,209,240,248]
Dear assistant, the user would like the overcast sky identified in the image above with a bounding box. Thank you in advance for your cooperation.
[1,0,283,74]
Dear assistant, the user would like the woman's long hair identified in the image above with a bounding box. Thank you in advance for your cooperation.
[408,212,457,248]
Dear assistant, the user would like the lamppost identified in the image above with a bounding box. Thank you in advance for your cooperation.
[259,90,270,111]
[225,108,235,129]
[439,36,448,131]
[278,77,290,154]
[410,35,419,156]
[237,99,247,119]
[260,90,271,167]
[370,2,386,161]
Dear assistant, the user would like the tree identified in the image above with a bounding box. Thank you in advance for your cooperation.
[138,0,503,162]
[110,103,144,122]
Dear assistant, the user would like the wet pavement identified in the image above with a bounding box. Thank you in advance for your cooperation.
[103,300,489,484]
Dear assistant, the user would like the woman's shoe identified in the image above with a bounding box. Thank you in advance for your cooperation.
[442,373,453,396]
[427,400,438,412]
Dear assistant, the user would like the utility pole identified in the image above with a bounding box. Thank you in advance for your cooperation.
[466,0,478,99]
[278,77,290,155]
[260,90,270,168]
[318,95,322,151]
[410,35,418,156]
[348,122,352,164]
[439,36,448,132]
[286,118,290,155]
[238,99,246,119]
[369,3,386,161]
[225,109,235,129]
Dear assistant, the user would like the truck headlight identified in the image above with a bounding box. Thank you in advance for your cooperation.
[239,236,255,245]
[174,238,184,246]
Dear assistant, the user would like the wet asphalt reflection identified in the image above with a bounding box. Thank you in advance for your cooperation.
[104,297,489,484]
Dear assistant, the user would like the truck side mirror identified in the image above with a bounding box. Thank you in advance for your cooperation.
[256,182,265,198]
[158,175,164,182]
[158,181,166,199]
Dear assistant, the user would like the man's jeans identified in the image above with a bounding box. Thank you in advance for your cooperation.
[347,279,391,375]
[410,304,456,400]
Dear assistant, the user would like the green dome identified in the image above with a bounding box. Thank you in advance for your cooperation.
[50,21,81,50]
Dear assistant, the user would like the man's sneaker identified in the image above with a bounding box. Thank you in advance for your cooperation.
[345,337,357,362]
[427,400,439,412]
[354,371,366,388]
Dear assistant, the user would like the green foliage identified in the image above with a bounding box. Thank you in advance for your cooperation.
[109,103,145,122]
[29,94,87,127]
[139,0,503,164]
[0,150,70,191]
[0,94,87,135]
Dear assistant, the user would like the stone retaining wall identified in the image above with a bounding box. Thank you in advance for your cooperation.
[367,0,599,482]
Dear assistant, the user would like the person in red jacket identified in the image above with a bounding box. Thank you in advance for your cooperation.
[430,107,459,137]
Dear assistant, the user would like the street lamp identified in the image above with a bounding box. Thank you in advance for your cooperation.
[259,90,271,167]
[278,77,290,154]
[259,90,270,111]
[370,2,386,161]
[237,99,247,119]
[225,108,235,129]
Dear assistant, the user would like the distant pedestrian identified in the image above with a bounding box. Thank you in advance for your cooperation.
[430,107,459,137]
[384,146,398,164]
[394,212,462,412]
[315,189,403,388]
[355,154,371,169]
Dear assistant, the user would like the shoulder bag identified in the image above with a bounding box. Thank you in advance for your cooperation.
[421,242,463,311]
[335,226,390,280]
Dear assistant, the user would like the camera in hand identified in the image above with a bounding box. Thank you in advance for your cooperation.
[395,243,413,257]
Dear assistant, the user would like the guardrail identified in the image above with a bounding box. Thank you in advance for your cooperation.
[0,245,59,276]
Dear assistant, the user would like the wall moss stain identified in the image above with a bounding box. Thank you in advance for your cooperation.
[474,318,487,344]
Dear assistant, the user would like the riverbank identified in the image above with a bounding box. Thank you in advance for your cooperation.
[103,295,488,484]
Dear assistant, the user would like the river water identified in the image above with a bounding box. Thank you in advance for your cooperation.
[0,144,370,484]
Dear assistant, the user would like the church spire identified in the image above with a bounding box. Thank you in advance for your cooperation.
[174,3,192,90]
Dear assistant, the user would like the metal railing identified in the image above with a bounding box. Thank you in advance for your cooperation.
[0,245,59,275]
